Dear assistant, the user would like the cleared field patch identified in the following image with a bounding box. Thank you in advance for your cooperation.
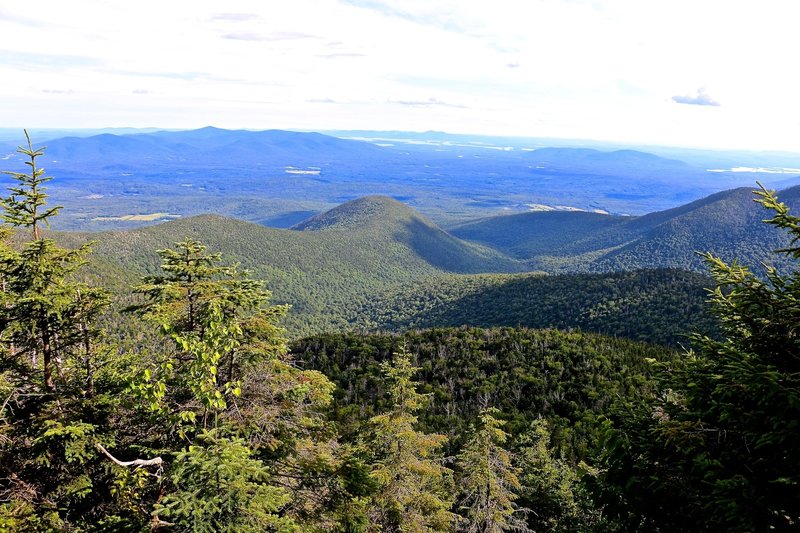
[93,213,181,222]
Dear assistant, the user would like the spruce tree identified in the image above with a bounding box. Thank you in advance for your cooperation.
[364,348,455,532]
[455,408,529,533]
[0,132,125,529]
[601,184,800,530]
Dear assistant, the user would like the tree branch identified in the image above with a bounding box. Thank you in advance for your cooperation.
[95,442,163,468]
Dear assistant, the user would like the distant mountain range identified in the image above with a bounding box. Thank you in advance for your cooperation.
[3,127,796,231]
[47,182,800,344]
[35,127,388,170]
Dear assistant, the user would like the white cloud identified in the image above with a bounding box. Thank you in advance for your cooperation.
[0,0,798,150]
[673,88,721,107]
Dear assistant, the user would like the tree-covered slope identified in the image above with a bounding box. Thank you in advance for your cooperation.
[588,185,800,272]
[292,327,677,458]
[52,193,732,344]
[450,210,628,260]
[292,195,518,272]
[355,269,716,346]
[58,198,524,336]
[451,185,800,274]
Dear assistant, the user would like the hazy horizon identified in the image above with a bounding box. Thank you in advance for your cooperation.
[2,1,799,152]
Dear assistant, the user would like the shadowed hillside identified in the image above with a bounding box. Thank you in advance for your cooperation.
[452,185,800,274]
[59,198,524,336]
[354,269,716,346]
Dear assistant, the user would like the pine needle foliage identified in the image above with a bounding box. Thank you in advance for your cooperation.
[364,348,456,532]
[455,408,530,533]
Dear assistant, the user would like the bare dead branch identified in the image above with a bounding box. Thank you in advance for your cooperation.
[95,442,163,468]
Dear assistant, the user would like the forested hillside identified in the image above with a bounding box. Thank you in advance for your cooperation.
[52,196,722,344]
[453,185,800,273]
[356,269,716,346]
[57,197,523,336]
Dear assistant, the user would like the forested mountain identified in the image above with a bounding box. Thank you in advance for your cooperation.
[589,185,800,272]
[453,184,800,273]
[58,197,523,336]
[356,269,716,346]
[53,198,717,345]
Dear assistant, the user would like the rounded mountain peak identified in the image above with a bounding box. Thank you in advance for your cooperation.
[291,195,420,231]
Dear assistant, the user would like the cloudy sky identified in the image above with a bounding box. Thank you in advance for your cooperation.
[1,0,798,150]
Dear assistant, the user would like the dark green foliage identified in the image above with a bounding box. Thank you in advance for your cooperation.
[516,421,591,532]
[10,130,800,531]
[362,349,455,532]
[155,430,298,532]
[292,327,676,460]
[359,269,717,346]
[120,237,344,531]
[599,185,800,531]
[46,193,730,347]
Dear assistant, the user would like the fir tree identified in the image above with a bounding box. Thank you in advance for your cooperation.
[455,408,529,533]
[364,348,455,532]
[601,184,800,530]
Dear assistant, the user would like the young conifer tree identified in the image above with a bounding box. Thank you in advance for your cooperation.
[0,132,120,529]
[364,347,455,532]
[0,131,102,391]
[455,408,530,533]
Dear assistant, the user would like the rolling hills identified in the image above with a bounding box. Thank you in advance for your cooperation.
[61,196,524,336]
[452,184,800,273]
[44,192,731,345]
[5,126,793,232]
[48,183,800,343]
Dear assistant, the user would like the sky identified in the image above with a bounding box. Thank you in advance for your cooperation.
[1,0,798,151]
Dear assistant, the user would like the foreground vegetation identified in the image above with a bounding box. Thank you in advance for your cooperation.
[2,134,799,531]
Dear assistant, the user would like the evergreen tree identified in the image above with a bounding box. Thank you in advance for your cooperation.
[363,348,455,532]
[516,420,587,532]
[601,184,800,531]
[0,132,128,529]
[455,408,529,533]
[124,239,345,530]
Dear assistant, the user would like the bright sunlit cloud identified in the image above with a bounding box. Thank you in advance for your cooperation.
[1,0,798,150]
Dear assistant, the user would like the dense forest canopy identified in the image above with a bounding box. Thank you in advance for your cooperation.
[1,134,798,531]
